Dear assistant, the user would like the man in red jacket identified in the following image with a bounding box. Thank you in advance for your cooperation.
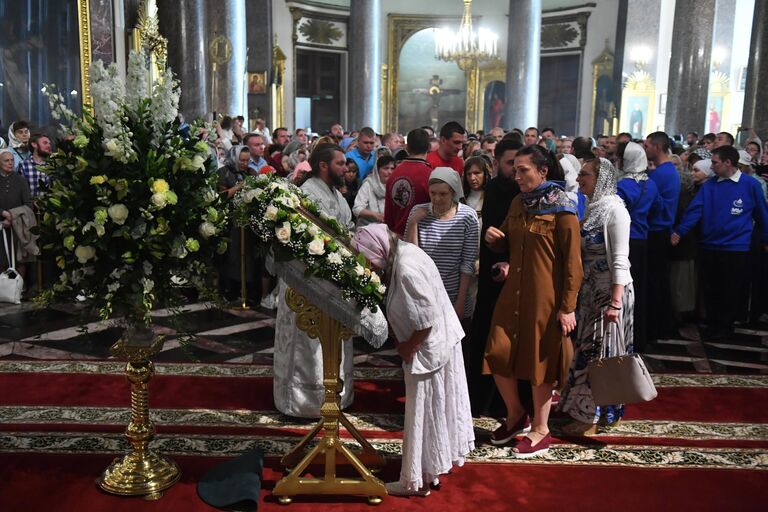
[385,128,433,235]
[426,121,466,176]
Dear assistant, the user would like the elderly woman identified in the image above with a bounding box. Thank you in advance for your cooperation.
[0,149,33,275]
[353,155,395,227]
[615,141,660,352]
[404,167,480,322]
[353,224,474,497]
[558,158,634,434]
[484,144,582,457]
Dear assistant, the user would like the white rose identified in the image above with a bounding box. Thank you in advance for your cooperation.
[264,204,279,221]
[307,238,325,255]
[204,188,218,204]
[339,247,352,258]
[377,284,386,294]
[104,139,120,158]
[307,224,320,237]
[295,223,307,233]
[327,252,343,265]
[107,204,129,225]
[354,265,365,276]
[74,245,96,264]
[198,221,216,239]
[151,192,167,209]
[243,189,260,204]
[275,222,292,244]
[370,273,381,285]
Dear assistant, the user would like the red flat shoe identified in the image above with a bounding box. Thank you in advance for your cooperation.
[490,414,531,446]
[511,432,551,458]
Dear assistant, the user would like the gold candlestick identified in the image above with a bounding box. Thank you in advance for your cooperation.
[97,324,180,499]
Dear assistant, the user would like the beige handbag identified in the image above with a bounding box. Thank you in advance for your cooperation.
[587,316,657,406]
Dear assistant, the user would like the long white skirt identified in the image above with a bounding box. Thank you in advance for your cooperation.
[400,341,475,490]
[272,281,354,417]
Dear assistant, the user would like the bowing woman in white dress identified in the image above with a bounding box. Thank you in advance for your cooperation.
[353,224,475,497]
[273,144,356,417]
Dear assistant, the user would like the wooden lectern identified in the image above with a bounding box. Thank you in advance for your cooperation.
[268,258,388,505]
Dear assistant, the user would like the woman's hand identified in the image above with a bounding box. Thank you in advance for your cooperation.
[1,210,11,228]
[484,226,505,245]
[557,310,576,336]
[604,307,620,324]
[374,212,385,223]
[491,262,509,282]
[410,205,429,224]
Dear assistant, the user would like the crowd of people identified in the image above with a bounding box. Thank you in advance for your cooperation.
[3,111,768,498]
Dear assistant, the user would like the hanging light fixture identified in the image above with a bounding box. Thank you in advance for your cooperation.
[435,0,498,71]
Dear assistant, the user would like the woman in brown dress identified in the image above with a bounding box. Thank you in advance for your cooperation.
[483,144,583,457]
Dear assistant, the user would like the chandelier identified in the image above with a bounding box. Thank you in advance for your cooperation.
[435,0,498,71]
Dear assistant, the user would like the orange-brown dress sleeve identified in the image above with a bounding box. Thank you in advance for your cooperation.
[555,212,583,313]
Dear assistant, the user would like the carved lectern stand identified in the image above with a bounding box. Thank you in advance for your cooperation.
[269,259,388,505]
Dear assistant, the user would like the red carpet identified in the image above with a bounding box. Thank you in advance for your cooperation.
[1,363,767,511]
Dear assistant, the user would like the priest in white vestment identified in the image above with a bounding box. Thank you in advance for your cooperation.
[273,143,356,417]
[353,224,475,497]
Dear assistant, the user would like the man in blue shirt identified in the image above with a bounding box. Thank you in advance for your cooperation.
[346,126,375,180]
[244,133,267,173]
[672,146,768,340]
[643,131,680,344]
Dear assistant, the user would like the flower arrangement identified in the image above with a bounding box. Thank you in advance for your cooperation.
[232,173,386,312]
[36,51,229,325]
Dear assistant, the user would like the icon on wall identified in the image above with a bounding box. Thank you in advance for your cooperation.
[248,71,267,95]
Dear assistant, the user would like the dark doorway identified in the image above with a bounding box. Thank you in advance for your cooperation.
[295,49,341,133]
[538,54,581,136]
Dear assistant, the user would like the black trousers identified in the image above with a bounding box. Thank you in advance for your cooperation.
[699,250,749,334]
[647,230,673,341]
[628,238,648,352]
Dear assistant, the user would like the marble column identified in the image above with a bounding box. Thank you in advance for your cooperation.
[504,0,541,131]
[206,0,247,119]
[158,1,209,121]
[348,0,381,131]
[741,0,768,137]
[664,0,715,136]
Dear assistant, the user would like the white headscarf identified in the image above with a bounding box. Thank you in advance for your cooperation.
[693,158,713,177]
[618,141,649,182]
[559,153,580,204]
[582,158,626,233]
[364,160,387,200]
[428,167,464,202]
[7,122,26,149]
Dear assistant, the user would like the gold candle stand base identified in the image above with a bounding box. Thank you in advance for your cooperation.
[96,326,181,499]
[272,288,386,505]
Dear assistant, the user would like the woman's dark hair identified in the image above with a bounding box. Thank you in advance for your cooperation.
[376,155,396,170]
[309,143,343,174]
[394,149,409,161]
[515,144,564,181]
[572,136,595,160]
[220,116,232,130]
[462,156,491,197]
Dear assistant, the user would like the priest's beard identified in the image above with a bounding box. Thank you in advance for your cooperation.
[330,172,345,188]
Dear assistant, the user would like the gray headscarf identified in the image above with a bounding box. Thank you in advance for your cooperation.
[617,141,649,182]
[582,158,626,233]
[226,144,250,173]
[428,167,464,202]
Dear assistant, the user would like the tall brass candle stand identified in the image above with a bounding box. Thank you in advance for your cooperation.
[97,324,180,499]
[236,226,249,309]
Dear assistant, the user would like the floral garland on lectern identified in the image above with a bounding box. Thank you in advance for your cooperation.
[36,51,229,326]
[232,174,386,312]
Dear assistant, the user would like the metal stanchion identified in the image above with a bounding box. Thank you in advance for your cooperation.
[236,226,249,310]
[35,209,43,294]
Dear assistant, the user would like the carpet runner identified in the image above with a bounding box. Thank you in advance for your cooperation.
[1,360,767,511]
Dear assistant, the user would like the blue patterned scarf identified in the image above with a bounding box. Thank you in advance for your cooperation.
[521,180,577,215]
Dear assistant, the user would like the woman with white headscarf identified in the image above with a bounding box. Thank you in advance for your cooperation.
[559,153,586,220]
[352,224,474,497]
[558,157,635,434]
[615,141,661,352]
[353,155,395,227]
[404,167,480,322]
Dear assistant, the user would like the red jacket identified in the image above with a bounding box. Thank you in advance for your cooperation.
[426,151,464,176]
[384,158,433,235]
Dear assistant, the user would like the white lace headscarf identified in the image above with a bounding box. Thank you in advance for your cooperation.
[617,141,648,182]
[582,158,625,233]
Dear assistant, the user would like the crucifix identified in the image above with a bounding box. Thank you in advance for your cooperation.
[412,74,461,130]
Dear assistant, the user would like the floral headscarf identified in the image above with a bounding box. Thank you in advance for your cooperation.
[521,181,577,215]
[582,158,625,232]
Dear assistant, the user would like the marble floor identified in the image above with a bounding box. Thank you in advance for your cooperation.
[0,301,766,375]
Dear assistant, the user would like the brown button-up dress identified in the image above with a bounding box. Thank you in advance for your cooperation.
[483,196,583,389]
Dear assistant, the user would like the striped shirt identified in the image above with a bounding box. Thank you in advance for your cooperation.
[406,202,480,318]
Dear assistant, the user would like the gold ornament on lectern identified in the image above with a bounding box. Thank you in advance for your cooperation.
[96,325,180,499]
[272,288,387,505]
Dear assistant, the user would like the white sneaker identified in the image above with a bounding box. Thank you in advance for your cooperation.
[385,481,430,497]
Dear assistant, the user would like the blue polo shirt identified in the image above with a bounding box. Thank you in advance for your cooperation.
[647,161,680,232]
[346,147,375,180]
[617,177,662,240]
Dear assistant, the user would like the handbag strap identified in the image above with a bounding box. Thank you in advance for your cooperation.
[597,311,626,359]
[3,228,15,270]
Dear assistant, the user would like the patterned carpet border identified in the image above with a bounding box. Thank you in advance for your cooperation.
[2,406,766,441]
[1,431,765,470]
[1,360,766,387]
